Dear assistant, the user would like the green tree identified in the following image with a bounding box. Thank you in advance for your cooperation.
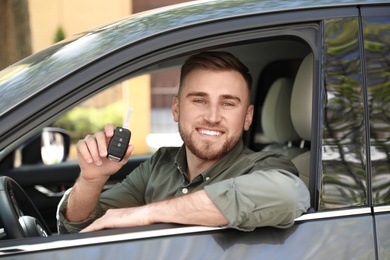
[54,27,66,43]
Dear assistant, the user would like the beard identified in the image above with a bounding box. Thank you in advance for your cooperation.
[178,121,242,161]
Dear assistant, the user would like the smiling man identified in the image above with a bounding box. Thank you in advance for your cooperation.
[57,51,310,233]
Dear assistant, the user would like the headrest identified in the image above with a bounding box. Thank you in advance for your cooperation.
[291,53,313,141]
[261,78,300,144]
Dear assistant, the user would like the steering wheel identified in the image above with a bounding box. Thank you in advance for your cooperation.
[0,176,51,239]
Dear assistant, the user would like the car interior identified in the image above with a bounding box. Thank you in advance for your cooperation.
[255,53,313,187]
[133,37,313,183]
[223,40,313,187]
[0,35,314,240]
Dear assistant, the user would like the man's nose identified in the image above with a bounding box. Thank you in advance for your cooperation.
[204,105,221,123]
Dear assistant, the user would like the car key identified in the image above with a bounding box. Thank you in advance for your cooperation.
[107,108,133,162]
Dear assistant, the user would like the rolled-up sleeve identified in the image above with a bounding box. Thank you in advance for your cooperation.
[56,155,153,234]
[56,188,105,234]
[204,169,310,231]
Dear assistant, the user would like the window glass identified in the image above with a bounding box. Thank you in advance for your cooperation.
[363,16,390,206]
[53,69,182,160]
[321,17,368,209]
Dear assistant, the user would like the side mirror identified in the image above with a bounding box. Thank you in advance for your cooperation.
[41,128,71,165]
[17,127,71,166]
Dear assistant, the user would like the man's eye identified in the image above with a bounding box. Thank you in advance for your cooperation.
[193,99,206,104]
[222,102,235,107]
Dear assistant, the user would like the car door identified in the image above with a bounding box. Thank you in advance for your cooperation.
[1,141,149,233]
[361,5,390,259]
[0,2,381,259]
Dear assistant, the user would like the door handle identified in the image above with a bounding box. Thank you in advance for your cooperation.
[34,185,65,198]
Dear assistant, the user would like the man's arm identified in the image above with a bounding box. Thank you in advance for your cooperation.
[64,124,134,223]
[80,168,309,233]
[204,169,310,231]
[80,190,228,232]
[64,176,107,222]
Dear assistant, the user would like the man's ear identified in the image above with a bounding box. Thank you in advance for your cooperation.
[172,95,179,122]
[244,104,254,131]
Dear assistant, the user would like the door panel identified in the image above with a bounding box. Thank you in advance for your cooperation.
[375,211,390,259]
[1,214,376,259]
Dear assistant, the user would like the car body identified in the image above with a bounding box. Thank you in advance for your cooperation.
[0,0,390,258]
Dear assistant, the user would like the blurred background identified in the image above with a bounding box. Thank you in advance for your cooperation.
[0,0,195,158]
[0,0,195,65]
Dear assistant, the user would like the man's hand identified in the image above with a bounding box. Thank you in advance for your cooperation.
[64,124,134,223]
[77,124,134,182]
[80,207,152,232]
[80,190,228,232]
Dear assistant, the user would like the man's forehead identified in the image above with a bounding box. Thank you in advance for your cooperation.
[183,69,246,87]
[179,69,250,102]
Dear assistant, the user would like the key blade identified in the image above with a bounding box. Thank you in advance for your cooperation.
[123,107,133,129]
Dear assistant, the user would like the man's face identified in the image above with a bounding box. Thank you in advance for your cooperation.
[172,69,254,161]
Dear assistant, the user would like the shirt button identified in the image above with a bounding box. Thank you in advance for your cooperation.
[182,188,188,194]
[206,177,210,181]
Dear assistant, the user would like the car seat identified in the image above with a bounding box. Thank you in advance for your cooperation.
[261,77,308,159]
[290,53,314,188]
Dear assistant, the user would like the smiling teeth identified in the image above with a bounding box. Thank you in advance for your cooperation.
[200,129,221,136]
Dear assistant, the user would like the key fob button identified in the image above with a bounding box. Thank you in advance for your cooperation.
[107,127,131,162]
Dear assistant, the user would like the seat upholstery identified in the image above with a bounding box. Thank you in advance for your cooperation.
[290,53,314,187]
[261,78,307,159]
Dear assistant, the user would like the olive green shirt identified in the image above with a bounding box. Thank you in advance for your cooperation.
[57,140,310,233]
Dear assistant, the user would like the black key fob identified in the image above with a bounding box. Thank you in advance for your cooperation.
[107,127,131,162]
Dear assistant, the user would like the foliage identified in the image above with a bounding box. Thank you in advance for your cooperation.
[53,102,124,143]
[54,27,65,43]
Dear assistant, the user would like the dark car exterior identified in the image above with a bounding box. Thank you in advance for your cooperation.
[0,0,390,259]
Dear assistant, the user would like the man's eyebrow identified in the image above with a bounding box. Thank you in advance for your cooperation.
[221,94,241,103]
[186,92,242,103]
[186,91,208,98]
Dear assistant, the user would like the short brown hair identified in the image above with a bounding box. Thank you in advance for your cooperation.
[178,51,252,99]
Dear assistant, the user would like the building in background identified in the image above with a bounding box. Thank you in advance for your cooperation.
[27,0,194,156]
[28,0,195,53]
[132,0,194,13]
[29,0,132,53]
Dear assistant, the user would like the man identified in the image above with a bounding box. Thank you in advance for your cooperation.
[57,51,310,234]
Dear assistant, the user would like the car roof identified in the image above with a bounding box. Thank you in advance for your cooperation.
[0,0,383,118]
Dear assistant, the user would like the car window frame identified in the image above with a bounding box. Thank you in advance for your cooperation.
[0,6,357,149]
[1,5,372,253]
[2,5,359,212]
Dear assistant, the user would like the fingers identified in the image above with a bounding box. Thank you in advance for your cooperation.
[77,134,103,166]
[104,124,115,138]
[77,124,135,169]
[95,130,108,158]
[80,209,115,233]
[80,207,145,233]
[77,124,115,166]
[80,219,103,233]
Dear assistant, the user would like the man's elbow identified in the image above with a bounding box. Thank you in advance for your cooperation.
[280,176,311,218]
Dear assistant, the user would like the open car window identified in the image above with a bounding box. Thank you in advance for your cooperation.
[52,67,183,160]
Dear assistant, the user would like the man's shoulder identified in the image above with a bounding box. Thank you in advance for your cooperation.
[247,150,299,176]
[248,150,287,160]
[240,146,282,161]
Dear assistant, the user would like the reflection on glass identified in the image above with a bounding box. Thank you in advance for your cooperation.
[321,17,368,209]
[364,16,390,205]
